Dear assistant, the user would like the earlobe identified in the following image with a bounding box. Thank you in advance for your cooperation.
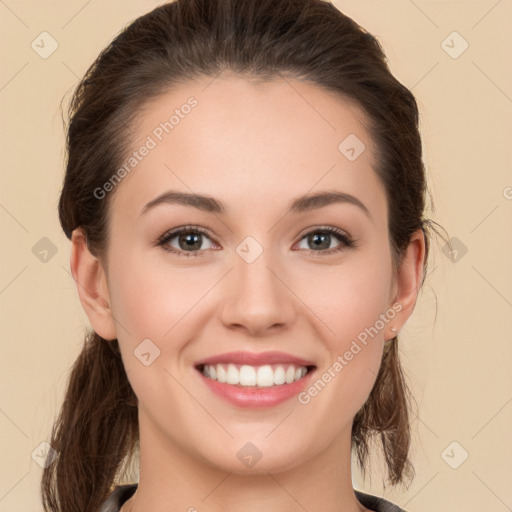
[70,228,117,341]
[386,228,426,339]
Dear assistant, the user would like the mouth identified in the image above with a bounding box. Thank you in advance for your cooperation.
[193,351,318,408]
[195,363,317,388]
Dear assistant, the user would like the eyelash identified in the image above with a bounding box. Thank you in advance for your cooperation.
[155,224,357,259]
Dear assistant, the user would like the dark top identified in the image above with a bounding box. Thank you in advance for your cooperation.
[99,483,407,512]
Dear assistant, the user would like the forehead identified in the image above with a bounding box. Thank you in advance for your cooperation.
[109,73,386,223]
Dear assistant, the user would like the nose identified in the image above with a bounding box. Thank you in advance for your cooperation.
[219,248,297,336]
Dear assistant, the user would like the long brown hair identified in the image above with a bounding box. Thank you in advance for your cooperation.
[43,0,445,510]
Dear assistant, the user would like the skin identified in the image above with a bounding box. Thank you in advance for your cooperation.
[71,74,425,512]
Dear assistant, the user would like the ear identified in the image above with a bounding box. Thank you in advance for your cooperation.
[385,227,426,340]
[70,228,117,341]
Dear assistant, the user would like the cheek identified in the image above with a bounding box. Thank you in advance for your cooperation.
[296,253,393,343]
[296,270,388,435]
[106,251,201,406]
[295,253,391,401]
[106,248,219,392]
[107,248,206,338]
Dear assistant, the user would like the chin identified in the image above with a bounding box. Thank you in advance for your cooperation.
[198,437,311,476]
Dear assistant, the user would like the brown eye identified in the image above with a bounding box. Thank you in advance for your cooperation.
[295,227,355,254]
[157,226,217,257]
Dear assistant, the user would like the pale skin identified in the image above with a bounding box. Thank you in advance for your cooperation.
[70,74,425,512]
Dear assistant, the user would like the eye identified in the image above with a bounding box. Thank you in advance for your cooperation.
[156,225,218,258]
[156,225,356,258]
[294,226,356,255]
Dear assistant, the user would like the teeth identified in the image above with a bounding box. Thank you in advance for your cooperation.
[274,366,286,385]
[256,365,274,387]
[226,363,239,385]
[217,365,226,383]
[201,363,309,387]
[240,365,256,386]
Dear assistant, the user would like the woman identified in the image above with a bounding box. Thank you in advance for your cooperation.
[41,0,443,510]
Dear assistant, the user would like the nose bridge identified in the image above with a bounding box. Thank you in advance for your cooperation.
[220,238,296,334]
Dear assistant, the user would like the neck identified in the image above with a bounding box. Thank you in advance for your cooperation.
[123,413,370,512]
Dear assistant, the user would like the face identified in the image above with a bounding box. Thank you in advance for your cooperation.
[93,74,403,475]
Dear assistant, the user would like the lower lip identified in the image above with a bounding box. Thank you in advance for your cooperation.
[197,368,316,408]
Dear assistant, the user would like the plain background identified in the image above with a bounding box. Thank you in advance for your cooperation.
[1,1,511,511]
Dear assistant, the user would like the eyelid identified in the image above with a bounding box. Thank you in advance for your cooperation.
[294,225,351,243]
[155,224,217,247]
[292,225,356,254]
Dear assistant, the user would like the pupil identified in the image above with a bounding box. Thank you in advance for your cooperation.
[311,233,329,250]
[181,233,201,250]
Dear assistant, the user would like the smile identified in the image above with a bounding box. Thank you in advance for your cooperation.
[198,363,314,387]
[194,351,317,408]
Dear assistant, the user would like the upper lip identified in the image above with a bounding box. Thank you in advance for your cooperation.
[195,351,316,368]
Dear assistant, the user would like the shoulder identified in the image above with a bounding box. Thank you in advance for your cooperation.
[99,483,138,512]
[354,489,408,512]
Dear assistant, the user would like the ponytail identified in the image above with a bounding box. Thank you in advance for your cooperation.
[352,336,416,488]
[41,330,138,512]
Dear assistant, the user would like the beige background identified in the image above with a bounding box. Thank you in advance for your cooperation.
[1,1,511,511]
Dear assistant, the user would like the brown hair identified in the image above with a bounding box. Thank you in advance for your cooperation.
[43,0,445,510]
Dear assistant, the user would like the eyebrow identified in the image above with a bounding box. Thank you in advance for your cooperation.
[140,189,371,219]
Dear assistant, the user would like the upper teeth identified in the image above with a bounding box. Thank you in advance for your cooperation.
[202,364,308,387]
